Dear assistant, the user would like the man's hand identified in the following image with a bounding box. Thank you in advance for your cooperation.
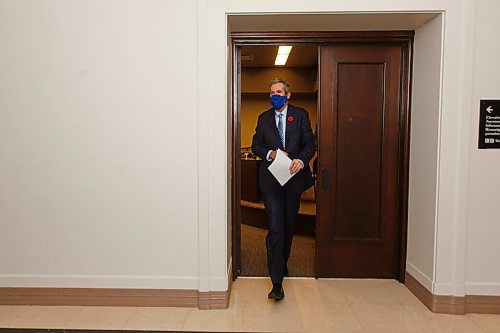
[270,150,277,160]
[289,159,304,174]
[270,150,288,160]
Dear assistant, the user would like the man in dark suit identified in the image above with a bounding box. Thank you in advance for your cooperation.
[251,79,316,301]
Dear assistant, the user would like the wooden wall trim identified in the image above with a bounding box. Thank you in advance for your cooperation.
[0,288,198,307]
[0,286,231,310]
[0,263,233,310]
[466,295,500,314]
[198,291,230,310]
[231,31,415,44]
[405,272,464,314]
[398,34,414,284]
[431,295,466,315]
[405,272,500,314]
[405,271,435,310]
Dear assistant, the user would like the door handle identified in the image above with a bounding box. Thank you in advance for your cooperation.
[321,168,329,192]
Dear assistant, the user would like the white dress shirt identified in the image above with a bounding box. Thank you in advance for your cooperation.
[265,106,304,169]
[266,107,288,161]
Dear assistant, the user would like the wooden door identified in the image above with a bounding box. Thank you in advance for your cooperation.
[316,44,406,278]
[232,45,242,279]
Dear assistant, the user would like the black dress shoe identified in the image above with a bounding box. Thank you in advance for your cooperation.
[268,284,285,301]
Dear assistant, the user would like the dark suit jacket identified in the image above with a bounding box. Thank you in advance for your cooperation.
[251,104,316,194]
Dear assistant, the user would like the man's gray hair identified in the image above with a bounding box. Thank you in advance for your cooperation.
[269,78,290,93]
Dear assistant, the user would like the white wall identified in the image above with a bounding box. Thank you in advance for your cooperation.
[407,14,443,291]
[466,0,500,296]
[0,0,200,289]
[1,0,499,296]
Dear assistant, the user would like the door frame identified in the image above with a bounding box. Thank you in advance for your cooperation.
[231,31,414,282]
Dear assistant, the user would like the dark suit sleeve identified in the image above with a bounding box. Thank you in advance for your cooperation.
[297,111,316,165]
[251,114,270,160]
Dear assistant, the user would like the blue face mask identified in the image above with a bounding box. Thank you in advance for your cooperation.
[270,94,288,110]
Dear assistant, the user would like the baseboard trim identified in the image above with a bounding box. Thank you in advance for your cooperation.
[432,294,466,315]
[198,261,233,310]
[405,271,436,311]
[466,295,500,314]
[405,272,500,314]
[198,290,229,309]
[0,287,198,307]
[0,286,231,309]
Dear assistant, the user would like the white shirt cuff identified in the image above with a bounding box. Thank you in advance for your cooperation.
[266,150,273,161]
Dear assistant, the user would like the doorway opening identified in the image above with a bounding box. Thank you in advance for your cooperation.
[238,45,318,278]
[231,31,414,282]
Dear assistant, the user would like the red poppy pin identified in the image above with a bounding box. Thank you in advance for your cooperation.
[287,116,294,122]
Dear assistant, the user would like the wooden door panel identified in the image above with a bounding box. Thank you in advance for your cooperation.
[317,45,403,278]
[336,63,384,240]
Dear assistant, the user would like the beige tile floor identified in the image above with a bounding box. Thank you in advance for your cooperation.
[0,278,499,332]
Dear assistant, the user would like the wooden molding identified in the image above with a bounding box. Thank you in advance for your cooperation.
[198,290,229,310]
[0,266,233,309]
[405,272,464,314]
[466,295,500,314]
[231,31,415,44]
[405,271,435,310]
[0,285,231,310]
[432,294,466,315]
[199,268,232,309]
[0,287,199,307]
[198,261,233,309]
[405,272,500,314]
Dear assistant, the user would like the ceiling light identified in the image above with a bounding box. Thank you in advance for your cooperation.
[275,46,292,66]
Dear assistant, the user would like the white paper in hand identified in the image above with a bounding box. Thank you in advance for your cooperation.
[267,149,295,186]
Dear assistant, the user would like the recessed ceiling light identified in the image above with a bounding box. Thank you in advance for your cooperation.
[275,46,292,66]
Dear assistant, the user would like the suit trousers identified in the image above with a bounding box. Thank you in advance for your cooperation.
[262,186,302,284]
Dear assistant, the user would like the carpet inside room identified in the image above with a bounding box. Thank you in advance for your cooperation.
[240,224,315,277]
